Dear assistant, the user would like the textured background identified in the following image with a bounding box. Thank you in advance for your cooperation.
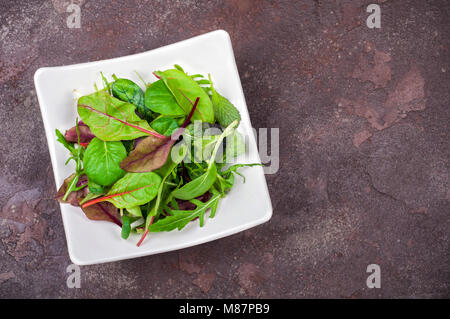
[0,0,449,298]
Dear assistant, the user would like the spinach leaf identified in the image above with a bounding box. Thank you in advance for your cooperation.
[111,78,152,121]
[83,137,127,186]
[209,74,241,127]
[155,69,214,123]
[77,91,166,141]
[150,117,180,137]
[145,80,185,116]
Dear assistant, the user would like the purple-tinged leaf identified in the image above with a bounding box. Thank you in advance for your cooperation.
[57,174,121,226]
[64,121,95,144]
[120,97,200,173]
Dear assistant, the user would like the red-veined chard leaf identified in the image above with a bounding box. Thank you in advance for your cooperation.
[120,97,199,173]
[82,172,162,209]
[154,69,214,123]
[83,137,127,186]
[57,174,121,226]
[77,91,166,141]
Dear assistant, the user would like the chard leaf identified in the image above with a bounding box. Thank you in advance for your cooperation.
[56,173,86,206]
[145,80,185,116]
[209,75,241,127]
[77,91,165,141]
[154,69,214,123]
[126,206,142,217]
[57,174,121,226]
[82,172,162,209]
[120,134,173,173]
[83,137,127,186]
[82,202,122,227]
[120,97,199,173]
[111,78,152,121]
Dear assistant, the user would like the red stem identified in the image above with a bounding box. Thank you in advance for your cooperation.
[171,97,200,140]
[81,185,151,208]
[137,216,154,247]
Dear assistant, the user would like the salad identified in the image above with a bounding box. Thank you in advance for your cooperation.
[55,64,260,246]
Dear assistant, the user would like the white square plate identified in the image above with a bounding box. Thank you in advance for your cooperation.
[34,30,272,265]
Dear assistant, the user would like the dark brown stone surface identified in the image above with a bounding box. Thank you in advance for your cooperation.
[0,0,449,298]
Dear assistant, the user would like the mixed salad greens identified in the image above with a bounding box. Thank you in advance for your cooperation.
[56,64,260,246]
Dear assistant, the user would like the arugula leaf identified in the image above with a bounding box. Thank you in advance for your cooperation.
[77,91,166,141]
[221,163,263,179]
[172,120,238,200]
[111,78,152,121]
[83,137,127,186]
[56,127,85,201]
[149,193,221,232]
[155,69,214,123]
[145,80,185,116]
[171,163,217,200]
[209,74,241,127]
[82,172,162,209]
[135,143,187,246]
